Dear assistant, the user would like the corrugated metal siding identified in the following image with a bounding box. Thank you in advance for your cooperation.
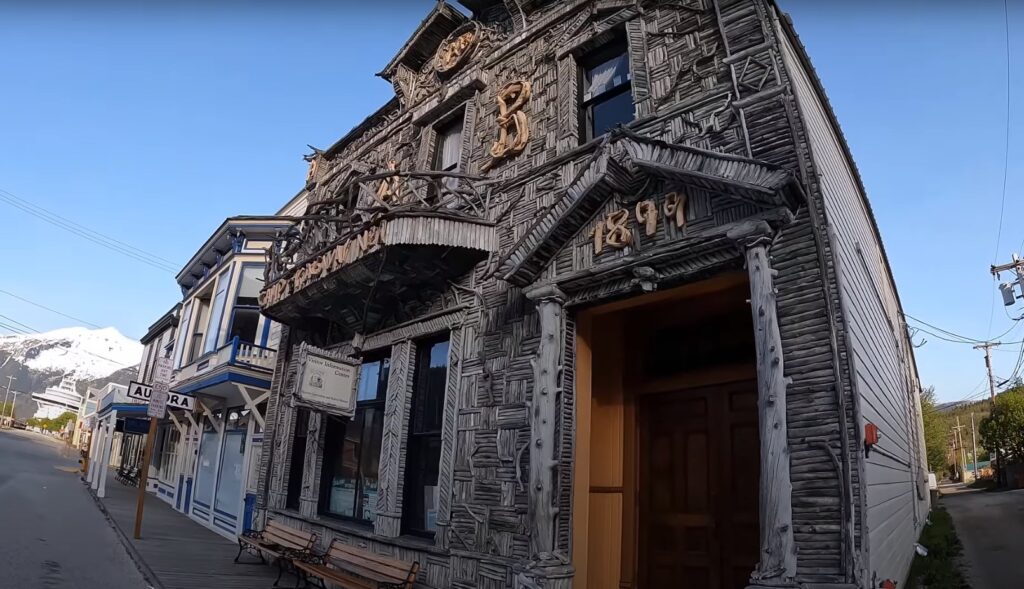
[780,30,925,586]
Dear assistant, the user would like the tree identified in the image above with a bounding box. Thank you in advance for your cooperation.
[979,387,1024,463]
[920,387,950,474]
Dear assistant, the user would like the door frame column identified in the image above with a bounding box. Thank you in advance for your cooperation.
[727,220,798,587]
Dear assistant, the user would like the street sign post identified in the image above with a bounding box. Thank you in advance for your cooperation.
[135,357,172,539]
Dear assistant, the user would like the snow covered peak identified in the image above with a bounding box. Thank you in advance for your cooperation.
[0,326,142,381]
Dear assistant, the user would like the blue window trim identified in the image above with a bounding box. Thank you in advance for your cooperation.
[260,318,272,347]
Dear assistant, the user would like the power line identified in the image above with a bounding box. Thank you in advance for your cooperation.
[0,321,30,336]
[0,289,103,329]
[0,313,36,334]
[0,188,179,273]
[989,0,1013,337]
[909,313,1019,346]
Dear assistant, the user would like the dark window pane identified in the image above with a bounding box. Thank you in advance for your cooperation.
[286,408,309,510]
[402,337,449,536]
[229,308,260,344]
[322,415,361,518]
[585,52,630,96]
[412,340,448,435]
[357,358,390,402]
[318,353,388,523]
[403,434,441,534]
[590,88,634,138]
[359,407,384,522]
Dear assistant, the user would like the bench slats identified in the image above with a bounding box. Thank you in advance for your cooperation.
[295,562,376,589]
[328,543,410,578]
[300,539,418,589]
[266,522,315,546]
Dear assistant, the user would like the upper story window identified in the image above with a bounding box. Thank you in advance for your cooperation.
[433,114,464,192]
[402,337,449,537]
[581,40,634,141]
[228,266,263,345]
[319,354,390,523]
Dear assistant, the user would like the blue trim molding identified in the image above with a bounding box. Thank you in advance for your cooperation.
[176,370,271,395]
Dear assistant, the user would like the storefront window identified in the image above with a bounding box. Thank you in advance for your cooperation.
[402,338,449,537]
[319,355,389,522]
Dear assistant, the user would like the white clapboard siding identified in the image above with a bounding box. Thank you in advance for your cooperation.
[780,27,928,587]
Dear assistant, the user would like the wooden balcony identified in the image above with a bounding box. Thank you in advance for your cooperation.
[259,170,497,333]
[171,336,276,389]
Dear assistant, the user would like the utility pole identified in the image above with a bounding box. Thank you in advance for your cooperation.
[973,342,1001,404]
[2,375,15,427]
[974,342,1002,485]
[953,417,969,483]
[971,412,980,481]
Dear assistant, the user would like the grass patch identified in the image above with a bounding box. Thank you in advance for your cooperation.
[906,505,969,589]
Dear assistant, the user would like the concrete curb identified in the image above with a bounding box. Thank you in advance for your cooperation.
[83,478,165,589]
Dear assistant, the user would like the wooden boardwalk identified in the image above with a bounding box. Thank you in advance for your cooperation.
[97,477,293,589]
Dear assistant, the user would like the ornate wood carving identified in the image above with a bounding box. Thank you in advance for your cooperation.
[482,80,532,171]
[663,192,688,228]
[376,159,403,204]
[592,208,632,254]
[727,219,797,587]
[435,22,480,76]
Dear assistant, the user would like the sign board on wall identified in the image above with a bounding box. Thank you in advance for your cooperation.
[296,343,359,417]
[127,381,196,412]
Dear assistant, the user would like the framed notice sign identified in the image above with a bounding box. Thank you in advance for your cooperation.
[296,343,359,417]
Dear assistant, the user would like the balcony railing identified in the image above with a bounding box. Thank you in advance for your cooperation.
[266,169,490,285]
[172,336,276,386]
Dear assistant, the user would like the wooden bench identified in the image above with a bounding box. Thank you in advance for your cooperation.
[236,519,317,586]
[295,539,419,589]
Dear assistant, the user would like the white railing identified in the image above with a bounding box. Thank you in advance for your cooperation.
[172,337,276,386]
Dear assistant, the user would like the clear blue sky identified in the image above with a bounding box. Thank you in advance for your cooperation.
[0,1,1021,403]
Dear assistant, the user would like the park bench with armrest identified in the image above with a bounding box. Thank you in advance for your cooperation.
[236,519,317,586]
[294,539,419,589]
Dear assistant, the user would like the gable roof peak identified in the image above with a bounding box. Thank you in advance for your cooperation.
[378,2,469,81]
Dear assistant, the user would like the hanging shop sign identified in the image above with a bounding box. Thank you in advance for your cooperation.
[258,224,386,309]
[295,343,359,417]
[128,380,196,412]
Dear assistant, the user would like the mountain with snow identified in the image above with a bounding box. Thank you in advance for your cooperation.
[0,326,141,381]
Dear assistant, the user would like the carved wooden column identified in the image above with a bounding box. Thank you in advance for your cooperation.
[727,220,798,588]
[374,339,416,538]
[524,283,565,560]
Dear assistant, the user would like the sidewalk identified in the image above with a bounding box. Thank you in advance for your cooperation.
[89,473,292,589]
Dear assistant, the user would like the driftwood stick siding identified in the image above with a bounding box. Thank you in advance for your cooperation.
[729,219,797,585]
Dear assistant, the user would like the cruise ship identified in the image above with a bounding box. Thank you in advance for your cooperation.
[32,376,84,419]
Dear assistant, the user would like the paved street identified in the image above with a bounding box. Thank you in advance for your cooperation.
[944,486,1024,589]
[0,429,149,589]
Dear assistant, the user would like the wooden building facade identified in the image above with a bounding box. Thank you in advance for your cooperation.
[255,1,929,588]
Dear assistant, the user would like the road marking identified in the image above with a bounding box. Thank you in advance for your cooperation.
[54,466,80,473]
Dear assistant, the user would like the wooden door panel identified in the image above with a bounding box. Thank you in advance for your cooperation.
[639,383,759,589]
